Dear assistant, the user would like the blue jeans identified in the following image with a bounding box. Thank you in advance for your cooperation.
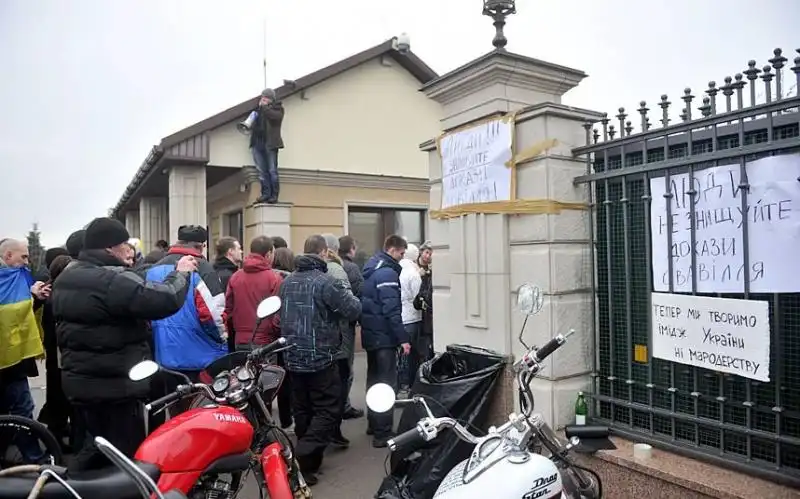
[1,377,45,462]
[251,146,279,201]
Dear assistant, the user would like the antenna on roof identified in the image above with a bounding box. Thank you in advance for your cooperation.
[262,16,267,88]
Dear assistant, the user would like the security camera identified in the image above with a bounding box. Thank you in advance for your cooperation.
[394,32,410,54]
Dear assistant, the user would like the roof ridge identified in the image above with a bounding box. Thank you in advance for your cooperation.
[159,38,438,149]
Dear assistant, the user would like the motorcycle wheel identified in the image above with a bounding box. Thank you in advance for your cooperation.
[0,415,64,469]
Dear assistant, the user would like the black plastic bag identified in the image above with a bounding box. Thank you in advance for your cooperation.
[375,344,506,499]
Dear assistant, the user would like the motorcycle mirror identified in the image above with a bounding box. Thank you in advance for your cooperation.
[256,296,282,319]
[129,360,160,381]
[365,383,396,414]
[517,283,543,316]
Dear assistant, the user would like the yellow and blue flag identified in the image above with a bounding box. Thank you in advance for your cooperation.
[0,267,44,370]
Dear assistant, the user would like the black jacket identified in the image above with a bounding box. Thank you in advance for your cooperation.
[279,254,361,373]
[414,268,433,337]
[340,255,364,298]
[249,103,285,150]
[213,256,238,292]
[51,250,190,403]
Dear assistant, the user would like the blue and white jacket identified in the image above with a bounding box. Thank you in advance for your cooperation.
[146,247,228,371]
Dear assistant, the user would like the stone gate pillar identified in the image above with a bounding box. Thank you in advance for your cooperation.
[421,50,604,427]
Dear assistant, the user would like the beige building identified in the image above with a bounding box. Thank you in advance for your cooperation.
[110,38,441,260]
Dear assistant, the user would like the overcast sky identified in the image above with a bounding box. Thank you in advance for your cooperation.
[1,0,796,248]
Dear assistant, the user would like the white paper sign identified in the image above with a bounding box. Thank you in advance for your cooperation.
[651,292,770,382]
[650,154,800,293]
[439,117,514,209]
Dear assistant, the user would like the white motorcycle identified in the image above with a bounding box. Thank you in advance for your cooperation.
[366,283,603,499]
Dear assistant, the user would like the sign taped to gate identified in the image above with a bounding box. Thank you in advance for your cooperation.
[651,292,770,382]
[650,154,800,293]
[439,116,514,209]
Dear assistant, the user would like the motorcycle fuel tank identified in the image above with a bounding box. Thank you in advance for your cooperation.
[433,451,564,499]
[135,405,254,473]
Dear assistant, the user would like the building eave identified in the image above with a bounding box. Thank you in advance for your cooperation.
[111,38,439,217]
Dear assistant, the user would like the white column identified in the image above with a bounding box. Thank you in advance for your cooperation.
[168,165,207,240]
[124,210,140,239]
[139,197,168,252]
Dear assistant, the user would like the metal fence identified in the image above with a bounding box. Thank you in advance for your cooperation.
[572,48,800,486]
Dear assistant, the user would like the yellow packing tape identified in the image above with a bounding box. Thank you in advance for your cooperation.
[430,199,588,220]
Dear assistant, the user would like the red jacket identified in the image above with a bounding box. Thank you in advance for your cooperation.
[225,253,283,346]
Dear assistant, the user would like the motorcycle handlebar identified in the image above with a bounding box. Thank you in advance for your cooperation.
[146,383,210,410]
[534,335,565,363]
[248,337,287,361]
[388,427,425,452]
[146,389,184,410]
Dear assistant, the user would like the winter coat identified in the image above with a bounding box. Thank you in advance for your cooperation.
[340,255,364,298]
[249,103,285,150]
[326,259,354,361]
[213,256,239,292]
[225,253,283,346]
[360,251,408,351]
[146,246,228,371]
[51,250,189,403]
[279,254,361,372]
[399,259,422,324]
[414,267,434,337]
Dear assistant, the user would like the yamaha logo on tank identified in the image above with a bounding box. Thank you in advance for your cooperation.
[522,473,558,499]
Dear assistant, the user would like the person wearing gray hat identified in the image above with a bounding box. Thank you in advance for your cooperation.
[249,88,285,205]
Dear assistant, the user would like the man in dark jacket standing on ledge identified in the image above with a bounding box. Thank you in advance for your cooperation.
[51,217,197,469]
[249,88,285,204]
[279,235,361,484]
[360,234,410,448]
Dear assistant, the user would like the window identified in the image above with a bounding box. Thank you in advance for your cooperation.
[347,207,426,268]
[223,210,244,244]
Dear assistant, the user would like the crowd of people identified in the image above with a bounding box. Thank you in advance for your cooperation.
[0,217,434,486]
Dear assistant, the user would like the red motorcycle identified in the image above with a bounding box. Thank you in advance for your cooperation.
[130,297,310,498]
[0,296,310,499]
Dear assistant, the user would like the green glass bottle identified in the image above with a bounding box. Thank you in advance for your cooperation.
[575,391,588,425]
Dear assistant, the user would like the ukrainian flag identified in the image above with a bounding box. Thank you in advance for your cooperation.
[0,267,44,370]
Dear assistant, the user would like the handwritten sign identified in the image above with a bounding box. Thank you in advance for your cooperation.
[650,154,800,293]
[651,292,770,382]
[439,117,514,209]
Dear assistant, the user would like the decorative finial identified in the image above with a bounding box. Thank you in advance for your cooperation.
[682,88,694,121]
[699,97,712,118]
[659,95,671,128]
[616,107,627,132]
[482,0,516,50]
[770,48,787,71]
[638,101,649,131]
[706,81,718,115]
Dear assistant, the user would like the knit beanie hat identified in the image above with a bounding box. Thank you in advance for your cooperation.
[65,229,86,258]
[84,218,130,250]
